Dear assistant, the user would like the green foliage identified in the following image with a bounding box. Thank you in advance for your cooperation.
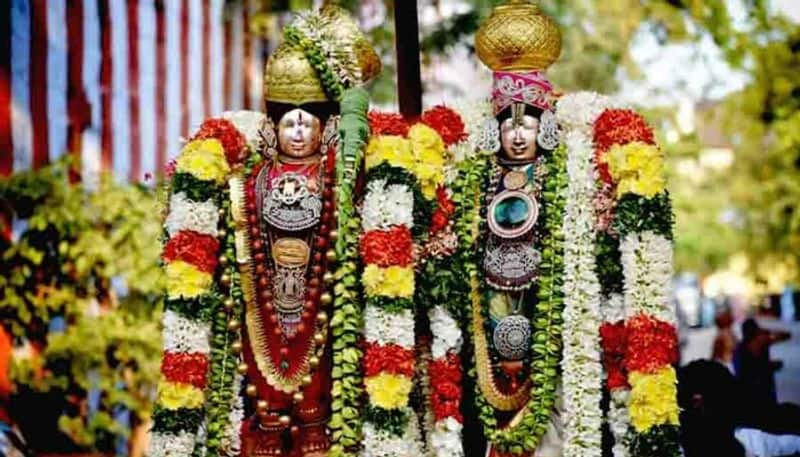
[329,87,369,457]
[0,160,163,452]
[362,406,409,437]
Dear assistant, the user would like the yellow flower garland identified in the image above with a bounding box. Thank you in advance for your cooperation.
[165,260,213,300]
[629,366,680,432]
[605,142,665,198]
[365,135,414,171]
[408,124,446,198]
[364,373,414,410]
[176,138,231,184]
[362,264,415,298]
[157,380,205,410]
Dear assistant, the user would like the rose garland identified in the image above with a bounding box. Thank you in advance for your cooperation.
[557,94,605,457]
[591,107,681,457]
[150,117,254,457]
[329,87,370,457]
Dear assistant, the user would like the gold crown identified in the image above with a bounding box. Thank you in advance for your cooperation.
[264,43,328,105]
[475,0,562,72]
[264,3,381,105]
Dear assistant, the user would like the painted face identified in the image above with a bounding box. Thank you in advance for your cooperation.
[277,108,322,159]
[500,105,539,162]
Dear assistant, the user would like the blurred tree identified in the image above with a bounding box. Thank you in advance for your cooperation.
[0,160,163,453]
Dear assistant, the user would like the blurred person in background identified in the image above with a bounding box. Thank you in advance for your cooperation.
[713,309,737,372]
[734,318,790,405]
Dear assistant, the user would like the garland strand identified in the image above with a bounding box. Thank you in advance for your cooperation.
[560,123,604,456]
[328,88,370,457]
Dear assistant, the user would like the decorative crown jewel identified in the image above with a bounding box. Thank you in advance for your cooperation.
[475,0,562,72]
[264,3,381,105]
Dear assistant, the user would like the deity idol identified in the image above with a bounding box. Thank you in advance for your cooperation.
[455,1,682,457]
[149,4,379,457]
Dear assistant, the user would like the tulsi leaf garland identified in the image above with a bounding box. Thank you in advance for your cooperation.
[329,87,369,457]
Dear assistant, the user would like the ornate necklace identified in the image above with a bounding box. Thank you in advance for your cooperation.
[237,152,336,398]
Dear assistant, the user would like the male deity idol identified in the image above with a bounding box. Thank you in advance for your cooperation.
[149,4,379,457]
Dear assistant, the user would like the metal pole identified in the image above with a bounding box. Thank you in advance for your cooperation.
[393,0,422,118]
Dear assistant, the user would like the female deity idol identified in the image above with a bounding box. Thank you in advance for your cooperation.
[456,1,682,457]
[148,4,379,457]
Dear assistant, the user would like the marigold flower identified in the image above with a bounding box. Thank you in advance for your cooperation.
[364,373,413,410]
[175,139,231,184]
[157,380,205,410]
[165,260,213,300]
[629,366,680,432]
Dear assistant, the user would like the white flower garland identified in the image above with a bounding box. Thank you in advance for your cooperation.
[427,304,464,457]
[161,310,212,354]
[558,96,605,457]
[429,417,464,457]
[148,431,197,457]
[361,180,415,231]
[362,306,415,349]
[362,416,423,457]
[429,306,462,359]
[608,389,631,457]
[619,231,675,324]
[603,293,626,324]
[164,192,219,237]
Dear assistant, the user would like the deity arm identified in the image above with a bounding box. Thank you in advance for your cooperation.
[148,112,265,457]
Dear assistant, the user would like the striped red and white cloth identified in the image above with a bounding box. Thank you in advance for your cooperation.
[1,0,267,183]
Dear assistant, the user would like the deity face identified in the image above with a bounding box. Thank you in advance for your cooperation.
[277,108,322,160]
[499,106,539,162]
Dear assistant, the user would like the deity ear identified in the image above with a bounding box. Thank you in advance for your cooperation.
[260,117,279,159]
[536,109,560,151]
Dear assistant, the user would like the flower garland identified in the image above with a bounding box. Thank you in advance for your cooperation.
[600,293,631,457]
[329,88,370,457]
[592,107,681,457]
[360,106,464,457]
[415,106,469,457]
[150,116,257,457]
[557,96,605,457]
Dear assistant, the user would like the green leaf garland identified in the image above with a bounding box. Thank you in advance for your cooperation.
[329,87,369,457]
[457,144,568,454]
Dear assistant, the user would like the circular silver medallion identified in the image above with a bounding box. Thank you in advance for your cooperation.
[492,315,531,360]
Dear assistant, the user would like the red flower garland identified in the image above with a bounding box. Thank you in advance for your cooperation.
[194,118,248,165]
[162,230,220,273]
[429,353,463,422]
[592,109,655,183]
[624,314,679,374]
[420,106,468,147]
[363,342,415,377]
[430,186,456,234]
[368,111,410,137]
[161,352,210,388]
[599,321,629,390]
[359,226,414,267]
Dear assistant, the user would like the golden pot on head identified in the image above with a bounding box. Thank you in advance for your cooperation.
[475,0,562,72]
